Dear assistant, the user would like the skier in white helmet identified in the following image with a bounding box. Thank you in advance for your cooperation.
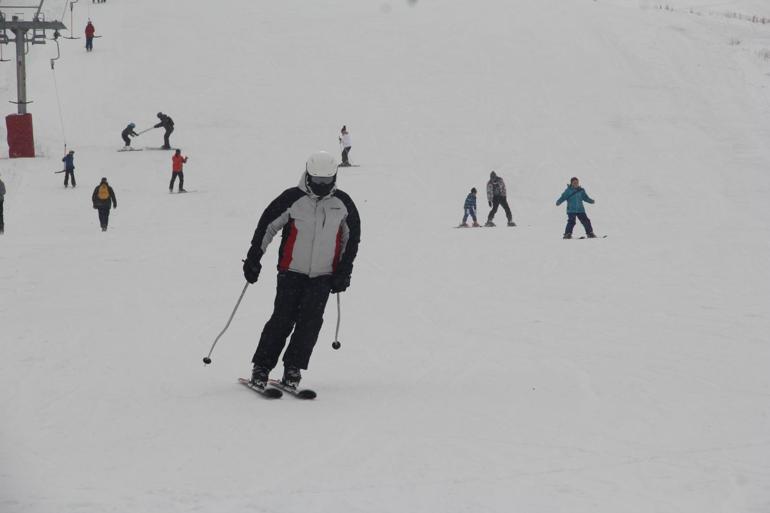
[242,151,361,391]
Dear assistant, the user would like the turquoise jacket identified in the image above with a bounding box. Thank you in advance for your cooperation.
[556,186,594,213]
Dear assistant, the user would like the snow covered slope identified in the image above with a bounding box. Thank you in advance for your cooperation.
[1,1,769,512]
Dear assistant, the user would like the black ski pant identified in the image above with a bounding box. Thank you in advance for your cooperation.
[169,171,184,190]
[122,134,131,146]
[162,127,174,148]
[252,272,333,371]
[64,170,76,187]
[565,212,593,236]
[341,146,351,165]
[0,199,4,232]
[487,195,512,223]
[97,207,110,229]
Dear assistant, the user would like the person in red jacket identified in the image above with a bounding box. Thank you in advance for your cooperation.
[170,149,188,193]
[85,21,95,52]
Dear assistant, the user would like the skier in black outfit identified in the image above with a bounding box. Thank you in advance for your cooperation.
[154,112,174,149]
[242,151,361,390]
[485,171,515,227]
[0,174,5,234]
[62,150,76,188]
[91,177,117,231]
[121,123,138,148]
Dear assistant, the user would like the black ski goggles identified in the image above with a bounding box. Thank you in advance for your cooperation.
[308,175,335,185]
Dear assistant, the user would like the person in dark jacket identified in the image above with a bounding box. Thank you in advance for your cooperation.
[121,123,138,149]
[459,187,480,227]
[92,177,117,231]
[84,21,95,52]
[485,171,515,227]
[154,112,174,149]
[62,150,76,188]
[556,176,596,239]
[242,151,361,391]
[0,173,5,234]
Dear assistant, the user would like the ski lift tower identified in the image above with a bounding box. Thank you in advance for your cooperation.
[0,2,65,158]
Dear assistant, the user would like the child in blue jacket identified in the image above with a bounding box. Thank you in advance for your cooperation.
[556,177,596,239]
[459,187,480,227]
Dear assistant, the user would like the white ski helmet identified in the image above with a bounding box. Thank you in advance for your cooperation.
[305,151,338,177]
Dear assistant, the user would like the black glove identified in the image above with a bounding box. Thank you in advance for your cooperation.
[243,259,261,284]
[330,273,351,293]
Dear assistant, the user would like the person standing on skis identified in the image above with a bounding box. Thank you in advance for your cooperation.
[556,176,596,239]
[169,149,188,193]
[62,150,76,188]
[242,151,361,391]
[154,112,174,149]
[0,174,5,234]
[485,171,515,227]
[84,21,95,52]
[339,125,352,167]
[121,123,138,149]
[459,187,480,227]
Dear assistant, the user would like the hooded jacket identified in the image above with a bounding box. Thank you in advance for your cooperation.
[246,171,361,278]
[486,175,507,202]
[556,186,594,214]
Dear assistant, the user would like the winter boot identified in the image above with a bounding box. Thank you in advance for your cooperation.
[281,366,302,389]
[484,220,496,227]
[507,220,517,227]
[250,365,270,388]
[563,233,572,239]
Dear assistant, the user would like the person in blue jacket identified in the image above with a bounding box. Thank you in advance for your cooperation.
[62,150,76,188]
[556,177,596,239]
[459,187,480,227]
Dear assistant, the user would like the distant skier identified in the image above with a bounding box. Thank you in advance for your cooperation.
[556,176,596,239]
[62,150,76,188]
[338,125,352,167]
[91,177,117,232]
[154,112,174,149]
[84,21,95,52]
[459,187,480,227]
[0,173,5,234]
[121,123,138,149]
[242,151,361,390]
[485,171,515,227]
[169,149,188,193]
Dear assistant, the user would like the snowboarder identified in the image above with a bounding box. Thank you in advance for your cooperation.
[169,149,188,193]
[485,171,515,227]
[91,177,117,232]
[121,123,138,149]
[556,177,596,239]
[0,173,5,234]
[242,151,361,390]
[62,150,76,188]
[154,112,174,149]
[339,125,352,167]
[459,187,480,227]
[84,21,95,52]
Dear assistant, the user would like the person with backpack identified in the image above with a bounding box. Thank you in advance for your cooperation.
[153,112,174,149]
[0,173,5,234]
[485,171,515,227]
[92,177,117,231]
[84,21,95,52]
[556,176,596,239]
[62,150,76,188]
[339,125,352,167]
[242,151,361,392]
[169,149,188,193]
[458,187,480,227]
[121,123,138,149]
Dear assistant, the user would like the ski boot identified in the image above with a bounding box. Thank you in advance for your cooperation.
[507,220,517,227]
[250,365,270,388]
[281,366,302,389]
[472,222,481,227]
[484,220,496,227]
[586,233,597,238]
[179,188,187,193]
[458,223,469,228]
[563,233,572,239]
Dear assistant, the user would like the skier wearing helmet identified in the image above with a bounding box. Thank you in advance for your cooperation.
[242,151,361,391]
[121,123,139,149]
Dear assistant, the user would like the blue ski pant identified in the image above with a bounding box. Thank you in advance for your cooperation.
[462,207,477,224]
[565,212,594,235]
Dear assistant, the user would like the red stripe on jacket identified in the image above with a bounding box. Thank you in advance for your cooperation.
[278,221,298,271]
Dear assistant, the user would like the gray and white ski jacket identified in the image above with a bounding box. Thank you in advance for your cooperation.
[247,172,361,278]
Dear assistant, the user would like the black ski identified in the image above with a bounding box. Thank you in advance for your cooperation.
[337,164,360,168]
[238,377,282,399]
[118,148,143,152]
[578,235,608,239]
[268,379,317,399]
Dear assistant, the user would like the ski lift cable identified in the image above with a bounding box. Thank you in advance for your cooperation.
[51,65,68,154]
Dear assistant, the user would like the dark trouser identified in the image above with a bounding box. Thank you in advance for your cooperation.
[462,207,477,224]
[252,272,333,371]
[98,207,110,229]
[122,134,131,146]
[64,170,76,187]
[85,37,93,51]
[0,199,4,232]
[341,146,351,164]
[163,127,174,148]
[565,212,593,236]
[169,171,184,190]
[487,195,512,222]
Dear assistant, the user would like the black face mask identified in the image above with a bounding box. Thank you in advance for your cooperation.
[307,174,336,197]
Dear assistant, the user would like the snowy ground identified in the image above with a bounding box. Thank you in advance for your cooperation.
[1,1,770,512]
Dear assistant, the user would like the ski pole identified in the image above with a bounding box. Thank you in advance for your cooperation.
[202,282,249,365]
[332,293,342,350]
[136,127,154,135]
